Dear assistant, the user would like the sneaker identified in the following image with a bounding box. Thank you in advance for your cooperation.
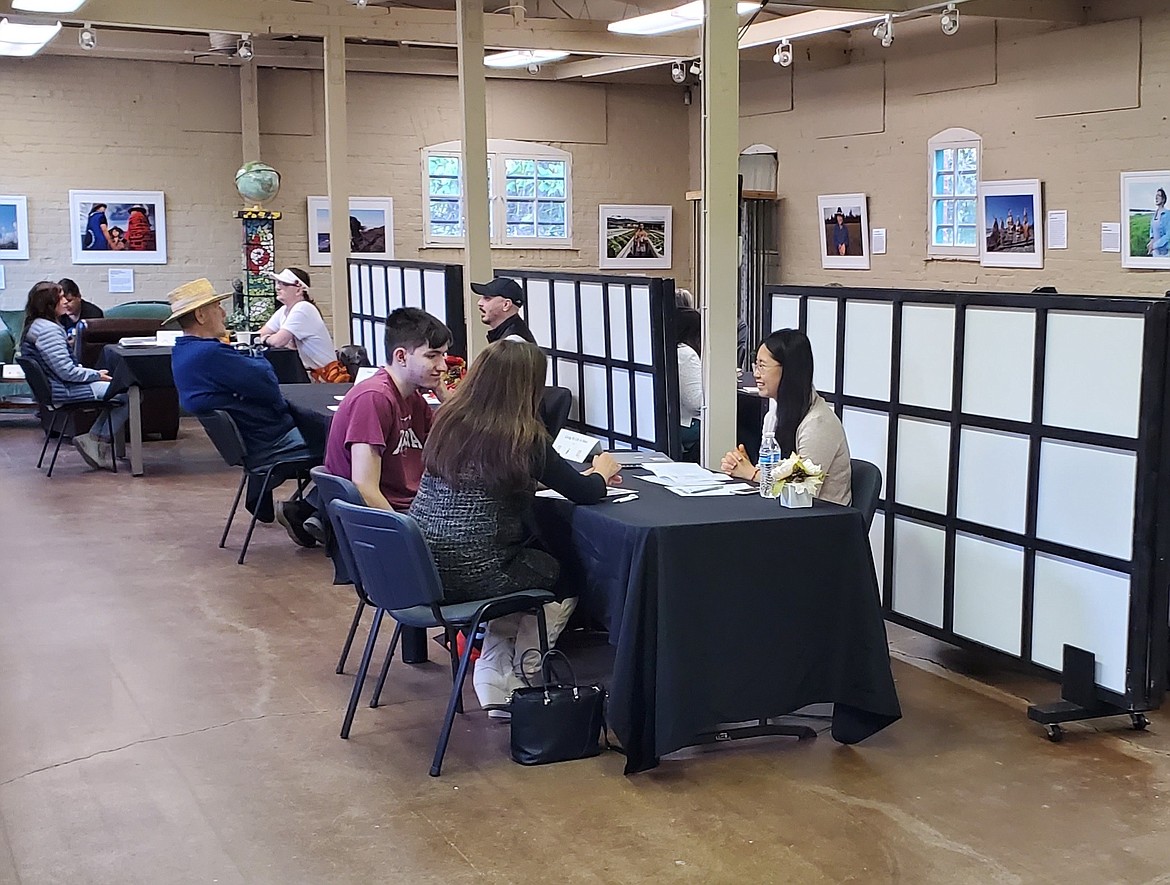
[73,433,113,471]
[275,500,319,548]
[302,515,327,544]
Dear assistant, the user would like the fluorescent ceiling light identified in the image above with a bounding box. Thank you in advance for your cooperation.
[11,0,87,11]
[739,9,889,50]
[484,49,569,68]
[0,18,63,57]
[609,1,761,36]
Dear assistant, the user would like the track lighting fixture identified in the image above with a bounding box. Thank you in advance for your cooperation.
[940,3,959,36]
[78,23,96,50]
[671,60,687,83]
[772,39,792,67]
[689,59,701,77]
[236,34,253,59]
[873,14,894,48]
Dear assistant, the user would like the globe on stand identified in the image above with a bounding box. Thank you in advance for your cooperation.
[235,161,281,208]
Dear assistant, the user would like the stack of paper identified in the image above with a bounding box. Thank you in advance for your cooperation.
[636,463,752,496]
[118,336,157,347]
[1,363,25,381]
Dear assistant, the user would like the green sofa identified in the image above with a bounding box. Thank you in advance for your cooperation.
[0,309,24,364]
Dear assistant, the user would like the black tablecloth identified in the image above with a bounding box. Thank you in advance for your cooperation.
[101,344,309,391]
[535,474,901,774]
[283,383,352,453]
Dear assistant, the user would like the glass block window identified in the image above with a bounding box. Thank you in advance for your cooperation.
[423,140,572,248]
[928,129,981,260]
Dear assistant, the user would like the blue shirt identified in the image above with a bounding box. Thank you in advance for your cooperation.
[1151,209,1170,257]
[84,211,110,250]
[172,335,296,454]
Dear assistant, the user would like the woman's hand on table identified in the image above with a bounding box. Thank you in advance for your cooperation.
[97,369,112,382]
[720,444,759,481]
[590,452,623,486]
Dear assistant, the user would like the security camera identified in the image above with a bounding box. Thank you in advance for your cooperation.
[79,25,96,50]
[527,62,541,74]
[671,61,687,84]
[940,3,959,36]
[873,14,894,48]
[772,40,792,67]
[237,35,254,60]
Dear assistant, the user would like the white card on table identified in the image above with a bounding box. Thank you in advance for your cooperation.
[354,366,378,384]
[553,428,602,463]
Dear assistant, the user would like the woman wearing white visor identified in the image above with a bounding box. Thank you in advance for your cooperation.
[259,267,349,382]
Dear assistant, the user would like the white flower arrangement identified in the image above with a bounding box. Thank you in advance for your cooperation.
[770,452,826,498]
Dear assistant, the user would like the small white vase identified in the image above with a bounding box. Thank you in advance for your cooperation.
[779,483,813,508]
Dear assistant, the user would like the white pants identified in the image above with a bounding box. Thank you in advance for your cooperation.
[472,597,577,709]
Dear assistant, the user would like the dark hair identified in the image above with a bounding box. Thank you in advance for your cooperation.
[1158,188,1167,203]
[424,339,547,494]
[22,281,62,341]
[676,308,701,357]
[59,278,81,299]
[384,307,452,356]
[761,329,815,455]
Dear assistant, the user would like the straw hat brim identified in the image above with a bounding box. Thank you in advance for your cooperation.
[166,291,232,324]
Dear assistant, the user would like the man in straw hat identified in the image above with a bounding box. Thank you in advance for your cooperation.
[169,278,320,547]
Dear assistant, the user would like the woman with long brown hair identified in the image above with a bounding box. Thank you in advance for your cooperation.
[21,280,128,470]
[410,338,621,716]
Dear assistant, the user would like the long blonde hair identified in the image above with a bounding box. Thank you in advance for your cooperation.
[424,339,547,493]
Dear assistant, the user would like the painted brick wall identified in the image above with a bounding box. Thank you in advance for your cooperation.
[732,7,1170,297]
[0,57,691,331]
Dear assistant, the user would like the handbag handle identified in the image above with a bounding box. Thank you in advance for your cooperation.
[517,647,580,697]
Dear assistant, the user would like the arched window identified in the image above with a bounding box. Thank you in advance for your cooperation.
[422,139,572,249]
[928,128,981,260]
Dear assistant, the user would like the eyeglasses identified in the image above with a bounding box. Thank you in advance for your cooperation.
[752,361,780,372]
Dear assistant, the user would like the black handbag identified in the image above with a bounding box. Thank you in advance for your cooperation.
[510,649,607,766]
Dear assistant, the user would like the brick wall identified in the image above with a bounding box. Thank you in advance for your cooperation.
[0,57,691,331]
[734,5,1170,296]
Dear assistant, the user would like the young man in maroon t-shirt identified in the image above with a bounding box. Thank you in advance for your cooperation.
[324,308,452,510]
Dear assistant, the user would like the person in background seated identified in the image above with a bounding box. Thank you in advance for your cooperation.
[323,307,452,512]
[720,328,852,505]
[675,287,694,310]
[410,339,622,718]
[58,278,104,331]
[20,281,128,471]
[258,268,348,382]
[169,278,320,546]
[472,276,536,344]
[676,308,703,461]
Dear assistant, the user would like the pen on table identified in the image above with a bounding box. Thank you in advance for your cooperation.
[611,493,638,504]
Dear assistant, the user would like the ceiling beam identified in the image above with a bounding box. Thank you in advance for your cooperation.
[58,0,699,57]
[553,54,676,78]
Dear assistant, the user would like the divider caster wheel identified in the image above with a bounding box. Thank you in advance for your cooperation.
[1131,713,1149,731]
[1045,724,1063,743]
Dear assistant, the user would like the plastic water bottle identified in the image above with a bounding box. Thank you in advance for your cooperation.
[758,431,779,499]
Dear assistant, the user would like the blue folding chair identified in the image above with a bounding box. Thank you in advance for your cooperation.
[329,500,555,776]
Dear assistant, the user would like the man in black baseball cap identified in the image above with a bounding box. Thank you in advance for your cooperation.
[471,275,536,344]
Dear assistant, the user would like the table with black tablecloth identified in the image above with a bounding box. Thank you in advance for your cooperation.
[535,474,901,774]
[101,344,309,475]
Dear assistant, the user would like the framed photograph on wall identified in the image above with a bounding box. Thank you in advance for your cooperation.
[817,194,870,270]
[307,196,394,267]
[599,204,672,270]
[69,190,167,265]
[0,196,29,260]
[1121,171,1170,269]
[979,179,1043,269]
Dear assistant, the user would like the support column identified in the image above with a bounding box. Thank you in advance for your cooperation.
[239,59,261,163]
[323,26,351,346]
[457,0,492,362]
[699,0,739,469]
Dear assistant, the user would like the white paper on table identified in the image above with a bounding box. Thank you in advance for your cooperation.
[1047,210,1068,249]
[2,363,25,380]
[872,228,887,254]
[553,428,603,463]
[536,486,631,501]
[333,395,346,401]
[644,463,732,483]
[327,405,339,412]
[354,366,379,384]
[1101,222,1122,253]
[665,482,754,497]
[155,330,181,347]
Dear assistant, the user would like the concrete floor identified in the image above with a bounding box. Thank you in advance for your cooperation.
[2,415,1170,884]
